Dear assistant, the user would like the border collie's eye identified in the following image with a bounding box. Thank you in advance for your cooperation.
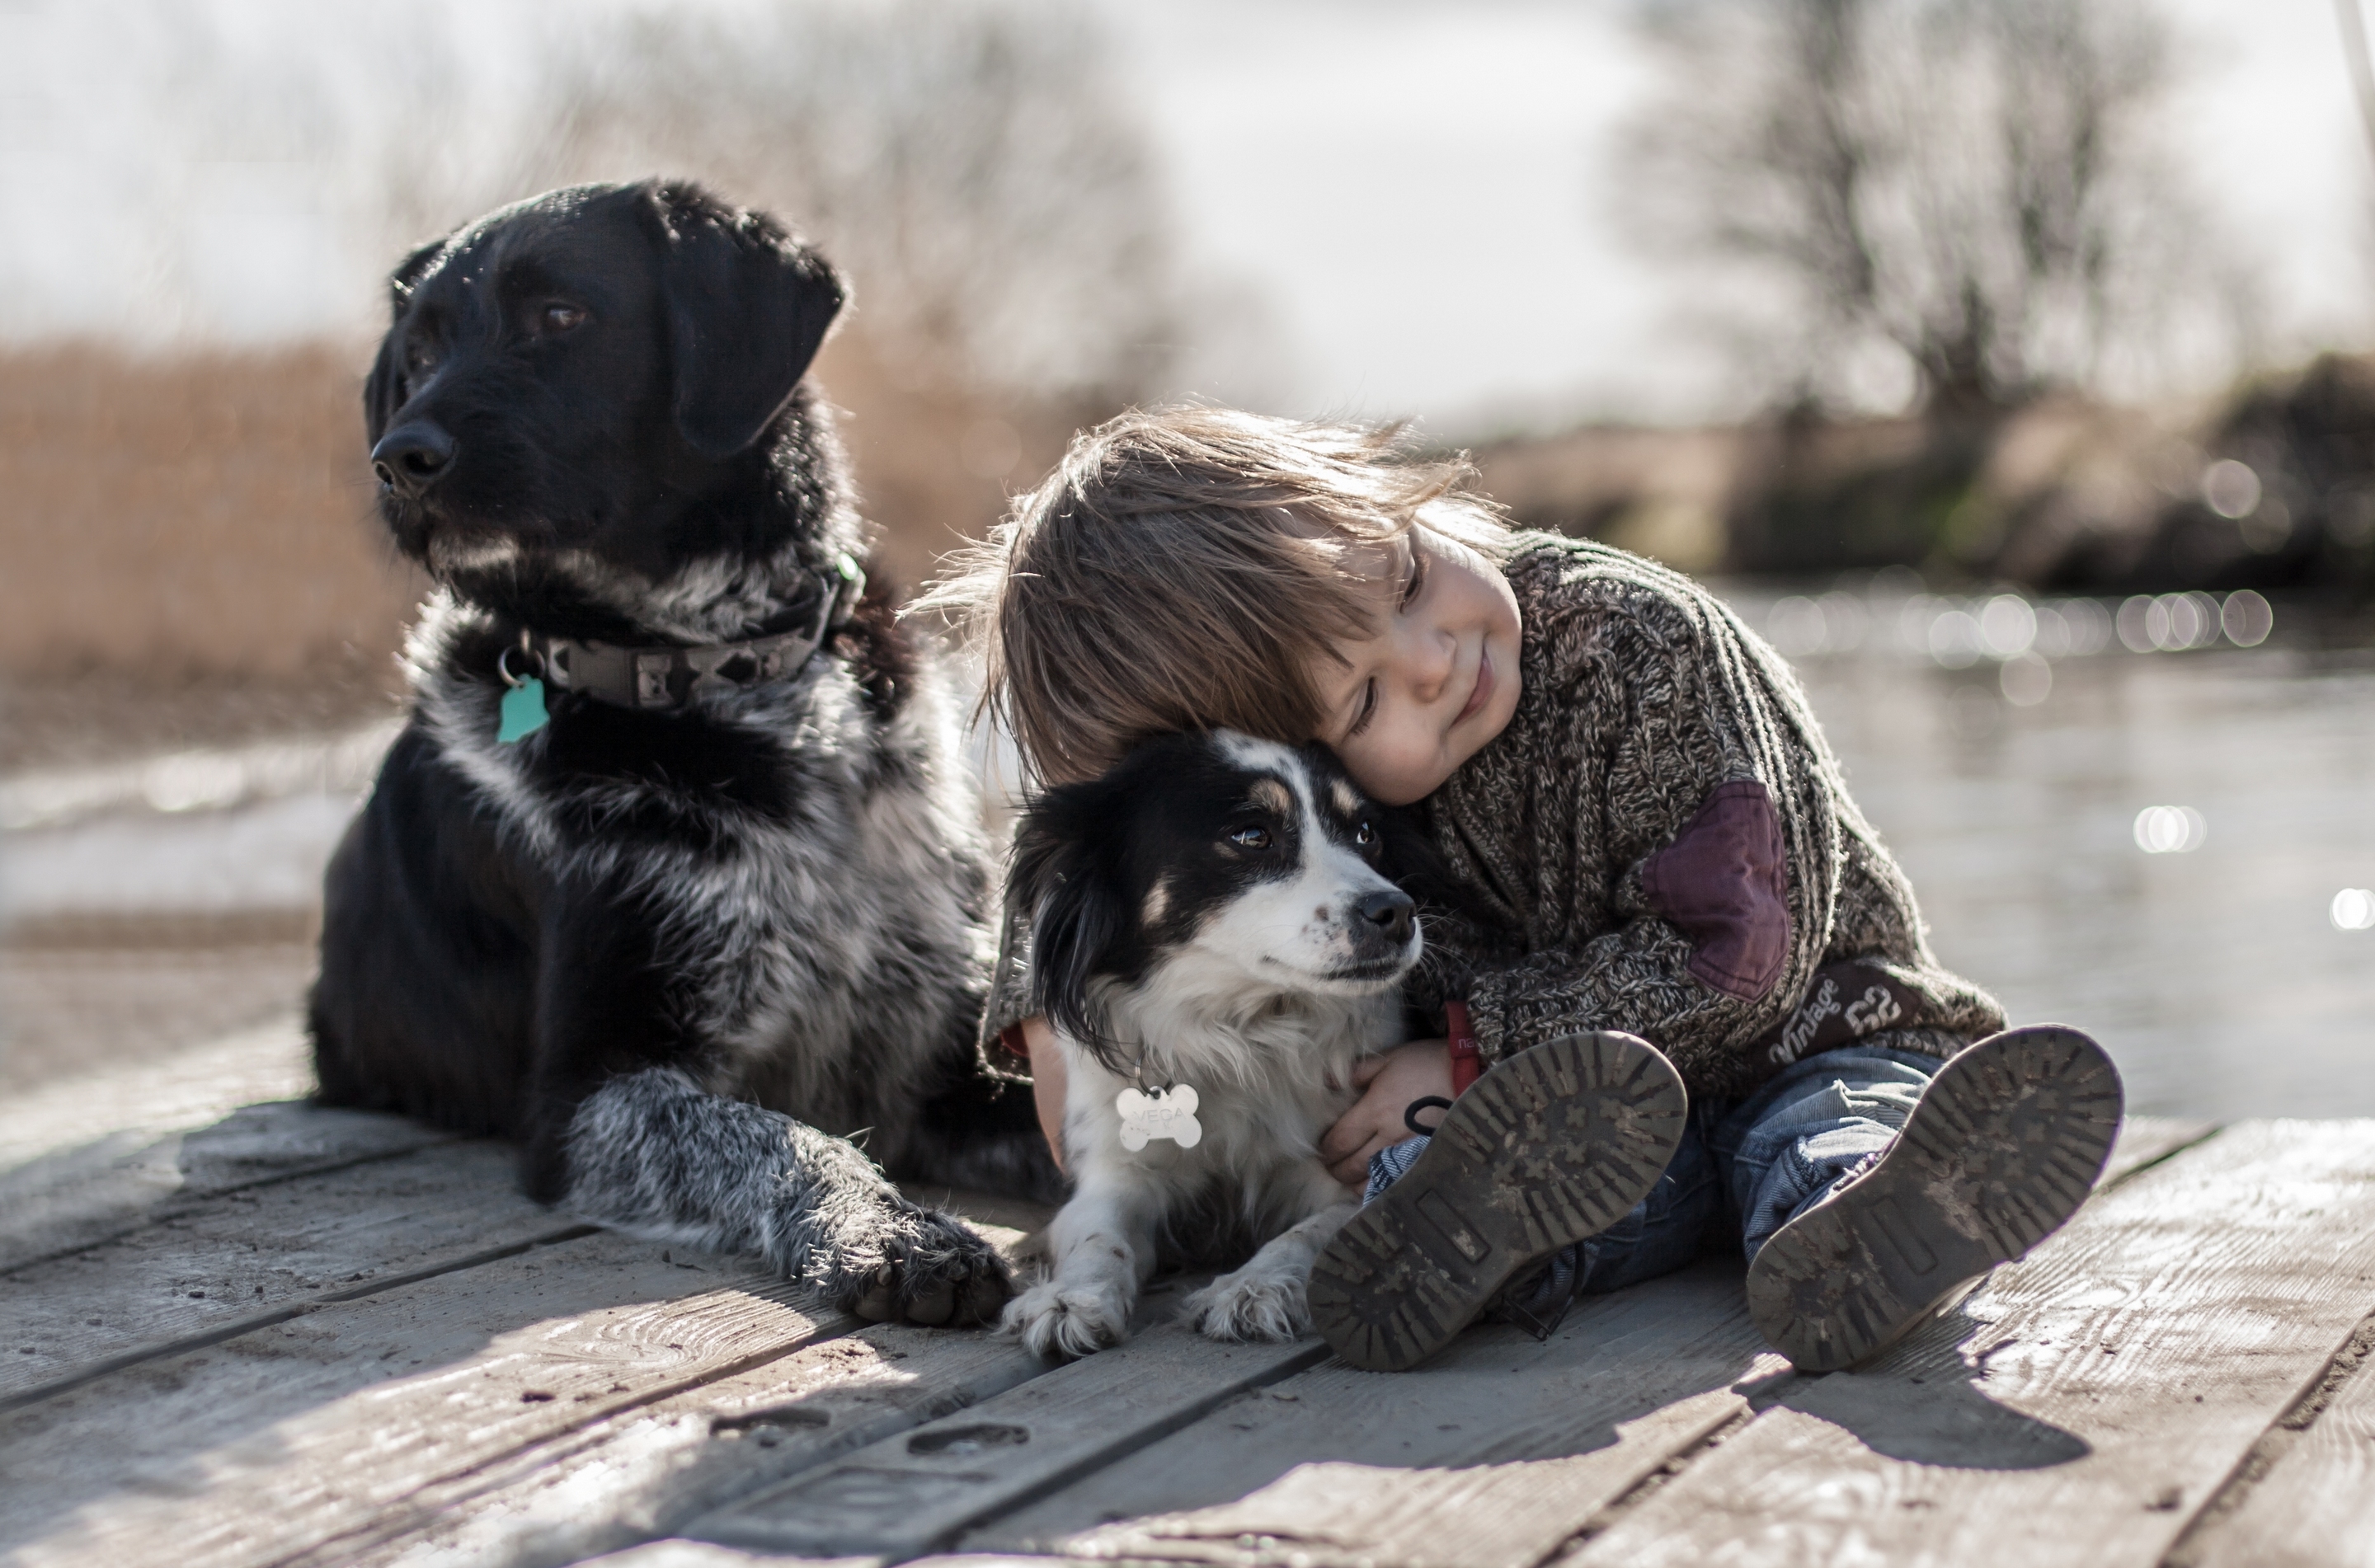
[543,303,587,333]
[1355,820,1376,847]
[1229,825,1272,852]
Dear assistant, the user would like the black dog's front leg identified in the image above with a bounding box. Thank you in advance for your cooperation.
[561,1067,1010,1325]
[520,891,1009,1326]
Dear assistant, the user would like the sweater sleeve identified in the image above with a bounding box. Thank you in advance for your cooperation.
[1444,580,1846,1095]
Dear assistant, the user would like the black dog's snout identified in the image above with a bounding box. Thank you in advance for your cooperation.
[371,421,458,497]
[1356,890,1415,945]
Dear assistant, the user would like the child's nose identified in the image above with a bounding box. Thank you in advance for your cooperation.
[1404,626,1456,700]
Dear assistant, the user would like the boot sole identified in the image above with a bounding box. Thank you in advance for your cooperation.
[1745,1024,2123,1373]
[1310,1030,1688,1373]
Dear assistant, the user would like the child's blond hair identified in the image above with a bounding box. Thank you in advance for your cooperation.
[919,406,1512,786]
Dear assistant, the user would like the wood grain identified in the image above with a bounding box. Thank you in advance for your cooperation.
[971,1258,1781,1567]
[2099,1116,2217,1187]
[0,1020,447,1270]
[327,1294,1059,1567]
[0,1230,850,1568]
[688,1318,1333,1559]
[2185,1310,2375,1568]
[1564,1119,2375,1568]
[1,1141,572,1406]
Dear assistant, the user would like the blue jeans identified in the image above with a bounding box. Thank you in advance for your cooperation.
[1364,1045,1944,1298]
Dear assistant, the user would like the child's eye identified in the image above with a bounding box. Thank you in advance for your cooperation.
[1344,678,1378,739]
[1399,547,1428,610]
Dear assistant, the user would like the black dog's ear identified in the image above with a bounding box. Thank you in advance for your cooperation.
[645,182,845,460]
[1009,779,1133,1075]
[363,236,449,442]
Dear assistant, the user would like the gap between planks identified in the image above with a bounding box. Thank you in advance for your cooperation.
[2161,1299,2375,1568]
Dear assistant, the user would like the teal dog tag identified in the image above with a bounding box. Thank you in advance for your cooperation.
[498,678,549,743]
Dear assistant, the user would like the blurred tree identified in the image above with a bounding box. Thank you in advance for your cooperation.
[1624,0,2252,422]
[387,0,1178,408]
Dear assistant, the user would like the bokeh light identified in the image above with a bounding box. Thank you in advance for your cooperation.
[2133,805,2208,854]
[1998,650,2052,706]
[2333,890,2375,931]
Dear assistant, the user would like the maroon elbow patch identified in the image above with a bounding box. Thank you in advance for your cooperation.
[1641,779,1791,1001]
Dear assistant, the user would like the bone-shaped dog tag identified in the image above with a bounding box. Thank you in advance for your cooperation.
[1117,1084,1202,1151]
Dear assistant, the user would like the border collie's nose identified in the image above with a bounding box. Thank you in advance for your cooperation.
[372,421,457,497]
[1356,890,1414,945]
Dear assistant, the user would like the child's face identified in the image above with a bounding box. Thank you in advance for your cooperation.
[1306,528,1523,805]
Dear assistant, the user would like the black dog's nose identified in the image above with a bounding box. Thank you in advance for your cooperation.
[1356,890,1415,945]
[371,421,457,497]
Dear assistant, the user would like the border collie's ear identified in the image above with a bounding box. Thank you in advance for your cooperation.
[1009,779,1131,1074]
[363,237,449,443]
[646,181,845,461]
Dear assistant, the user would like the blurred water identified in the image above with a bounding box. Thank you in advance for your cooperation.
[1730,585,2375,1120]
[2,593,2368,1116]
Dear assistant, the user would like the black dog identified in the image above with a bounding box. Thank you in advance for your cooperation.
[311,180,1050,1326]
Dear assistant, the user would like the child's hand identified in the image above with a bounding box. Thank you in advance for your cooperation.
[1319,1038,1455,1187]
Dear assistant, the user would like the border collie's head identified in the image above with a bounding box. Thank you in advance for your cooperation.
[1012,731,1423,1073]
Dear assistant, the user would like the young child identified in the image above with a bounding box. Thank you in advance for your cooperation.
[929,408,2123,1374]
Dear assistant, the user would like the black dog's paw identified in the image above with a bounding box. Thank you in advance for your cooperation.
[832,1201,1013,1328]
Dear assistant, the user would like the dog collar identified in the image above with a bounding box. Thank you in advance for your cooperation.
[529,554,863,714]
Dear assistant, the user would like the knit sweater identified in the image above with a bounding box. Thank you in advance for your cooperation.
[981,533,2005,1101]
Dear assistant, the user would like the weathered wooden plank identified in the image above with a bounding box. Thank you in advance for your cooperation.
[326,1291,1081,1568]
[0,1017,313,1166]
[2181,1307,2375,1568]
[1,1141,573,1406]
[967,1259,1779,1568]
[687,1316,1336,1560]
[0,1019,452,1270]
[322,1197,1066,1568]
[1564,1119,2375,1568]
[0,1230,852,1568]
[2100,1115,2217,1187]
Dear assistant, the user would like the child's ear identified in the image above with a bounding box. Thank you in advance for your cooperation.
[1009,781,1131,1074]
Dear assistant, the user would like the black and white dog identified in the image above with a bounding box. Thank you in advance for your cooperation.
[311,181,1049,1327]
[1002,732,1423,1357]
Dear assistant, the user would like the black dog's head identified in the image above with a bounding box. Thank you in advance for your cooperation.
[364,179,848,635]
[1010,731,1424,1073]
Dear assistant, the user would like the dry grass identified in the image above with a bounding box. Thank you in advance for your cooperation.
[0,334,1085,698]
[0,343,422,681]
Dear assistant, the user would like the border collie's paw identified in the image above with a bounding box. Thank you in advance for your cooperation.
[1002,1279,1130,1358]
[1183,1267,1310,1343]
[834,1202,1012,1328]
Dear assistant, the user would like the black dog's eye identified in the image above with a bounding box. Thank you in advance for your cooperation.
[1355,820,1376,847]
[1228,825,1272,852]
[404,339,439,375]
[541,303,587,333]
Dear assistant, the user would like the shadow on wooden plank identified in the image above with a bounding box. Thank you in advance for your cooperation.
[0,1231,854,1568]
[0,1018,459,1272]
[1567,1120,2375,1568]
[971,1260,1780,1568]
[346,1271,1186,1568]
[0,1141,580,1409]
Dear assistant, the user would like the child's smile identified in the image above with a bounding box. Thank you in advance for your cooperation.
[1308,527,1524,805]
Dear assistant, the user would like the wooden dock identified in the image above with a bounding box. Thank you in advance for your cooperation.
[5,1021,2373,1568]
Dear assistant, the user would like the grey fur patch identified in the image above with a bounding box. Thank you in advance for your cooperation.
[564,1067,1008,1312]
